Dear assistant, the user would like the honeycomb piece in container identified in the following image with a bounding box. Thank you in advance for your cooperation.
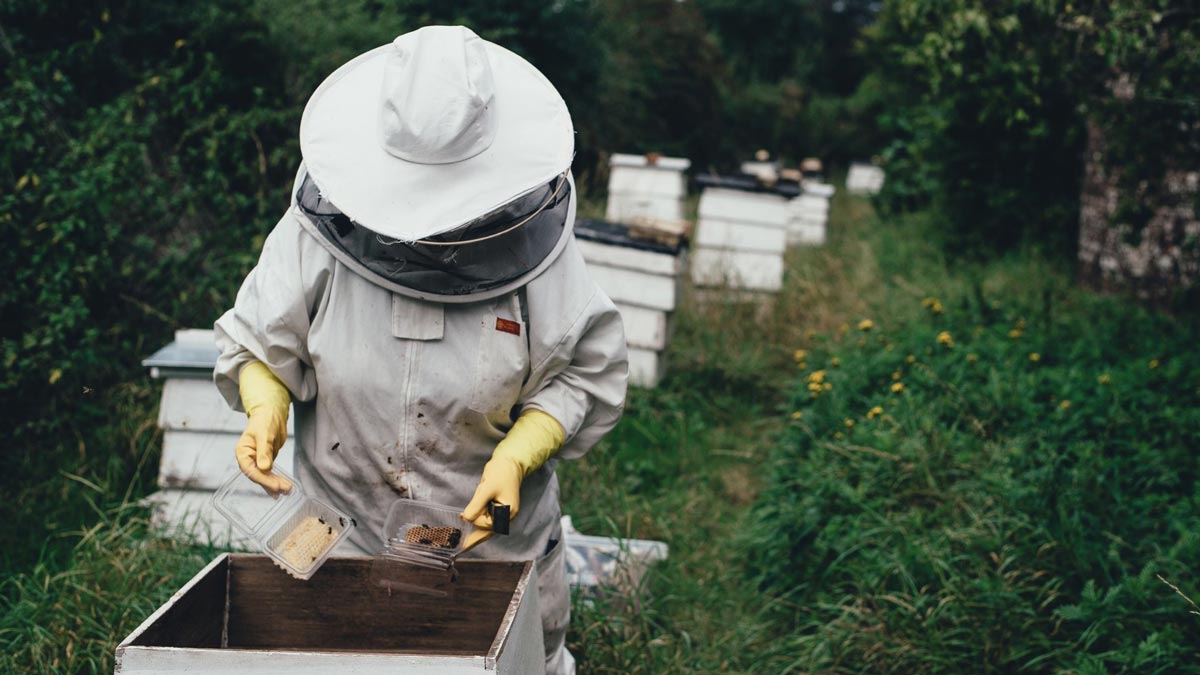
[405,524,462,549]
[278,516,339,571]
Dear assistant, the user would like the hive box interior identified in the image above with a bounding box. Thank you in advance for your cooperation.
[125,554,528,656]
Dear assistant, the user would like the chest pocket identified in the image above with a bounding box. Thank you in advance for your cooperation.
[469,292,530,422]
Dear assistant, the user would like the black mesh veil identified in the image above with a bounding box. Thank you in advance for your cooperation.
[296,171,572,298]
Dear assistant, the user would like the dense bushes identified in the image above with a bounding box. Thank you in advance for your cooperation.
[747,274,1200,671]
[869,1,1200,257]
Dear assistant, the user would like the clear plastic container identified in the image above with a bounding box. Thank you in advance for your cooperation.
[369,499,469,596]
[212,469,355,580]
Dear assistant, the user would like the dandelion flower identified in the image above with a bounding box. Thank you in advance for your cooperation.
[1149,359,1160,369]
[797,362,808,370]
[793,349,807,362]
[885,343,895,352]
[891,382,905,393]
[1060,400,1071,409]
[1029,353,1040,362]
[790,411,804,420]
[867,406,884,419]
[1009,329,1023,339]
[967,353,979,363]
[808,370,826,384]
[936,331,954,347]
[892,371,902,380]
[823,382,832,391]
[839,323,850,334]
[834,432,844,440]
[844,418,855,428]
[1097,374,1111,385]
[905,355,916,364]
[1015,318,1027,330]
[858,319,874,331]
[831,357,841,367]
[807,382,823,393]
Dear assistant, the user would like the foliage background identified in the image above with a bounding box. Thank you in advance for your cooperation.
[1,0,1198,672]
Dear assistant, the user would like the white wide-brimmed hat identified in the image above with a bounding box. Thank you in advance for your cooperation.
[299,25,574,242]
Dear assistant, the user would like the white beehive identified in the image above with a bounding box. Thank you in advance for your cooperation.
[605,153,690,224]
[142,329,294,548]
[786,181,836,246]
[115,554,545,674]
[691,186,790,293]
[575,217,686,388]
[846,162,885,195]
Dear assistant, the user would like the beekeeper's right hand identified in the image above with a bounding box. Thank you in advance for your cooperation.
[236,361,293,495]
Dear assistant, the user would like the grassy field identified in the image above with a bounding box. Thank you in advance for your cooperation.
[4,186,1198,673]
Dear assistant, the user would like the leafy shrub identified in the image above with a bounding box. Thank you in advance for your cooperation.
[747,286,1200,672]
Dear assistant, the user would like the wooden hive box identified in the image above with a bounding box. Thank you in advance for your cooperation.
[142,330,294,548]
[115,554,545,674]
[846,162,885,195]
[575,217,687,388]
[691,186,790,293]
[605,153,691,225]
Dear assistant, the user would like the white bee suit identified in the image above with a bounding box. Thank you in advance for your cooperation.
[213,176,627,674]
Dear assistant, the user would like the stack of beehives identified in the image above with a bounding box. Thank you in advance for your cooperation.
[846,162,886,195]
[142,329,293,548]
[787,181,835,246]
[571,153,692,388]
[605,152,690,224]
[575,217,686,388]
[690,179,791,295]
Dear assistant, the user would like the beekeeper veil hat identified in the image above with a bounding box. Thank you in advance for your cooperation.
[294,25,576,302]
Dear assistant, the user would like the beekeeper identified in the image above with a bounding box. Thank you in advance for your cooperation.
[212,25,627,675]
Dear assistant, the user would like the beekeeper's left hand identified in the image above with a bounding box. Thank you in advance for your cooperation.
[461,409,564,549]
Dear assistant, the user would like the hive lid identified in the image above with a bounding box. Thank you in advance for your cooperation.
[142,329,219,376]
[694,172,802,198]
[574,217,684,255]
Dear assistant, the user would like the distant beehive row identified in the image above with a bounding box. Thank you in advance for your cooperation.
[580,153,853,387]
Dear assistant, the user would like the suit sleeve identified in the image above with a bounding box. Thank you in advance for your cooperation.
[519,239,629,460]
[212,212,333,411]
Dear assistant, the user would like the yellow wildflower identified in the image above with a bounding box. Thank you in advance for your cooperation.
[839,323,850,334]
[967,353,979,363]
[858,319,874,332]
[834,432,844,440]
[796,362,807,370]
[790,411,804,420]
[905,354,916,364]
[892,371,902,380]
[921,297,935,308]
[936,331,954,348]
[867,406,884,419]
[1009,329,1023,339]
[807,382,823,393]
[831,357,841,367]
[1097,374,1111,385]
[1015,318,1027,330]
[1060,400,1071,410]
[891,382,905,393]
[823,382,832,391]
[931,300,943,314]
[885,343,895,352]
[1149,359,1160,369]
[808,370,826,384]
[844,418,855,428]
[793,349,807,362]
[1029,353,1040,362]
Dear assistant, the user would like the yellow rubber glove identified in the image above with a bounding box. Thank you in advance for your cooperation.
[235,361,293,495]
[460,409,565,553]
